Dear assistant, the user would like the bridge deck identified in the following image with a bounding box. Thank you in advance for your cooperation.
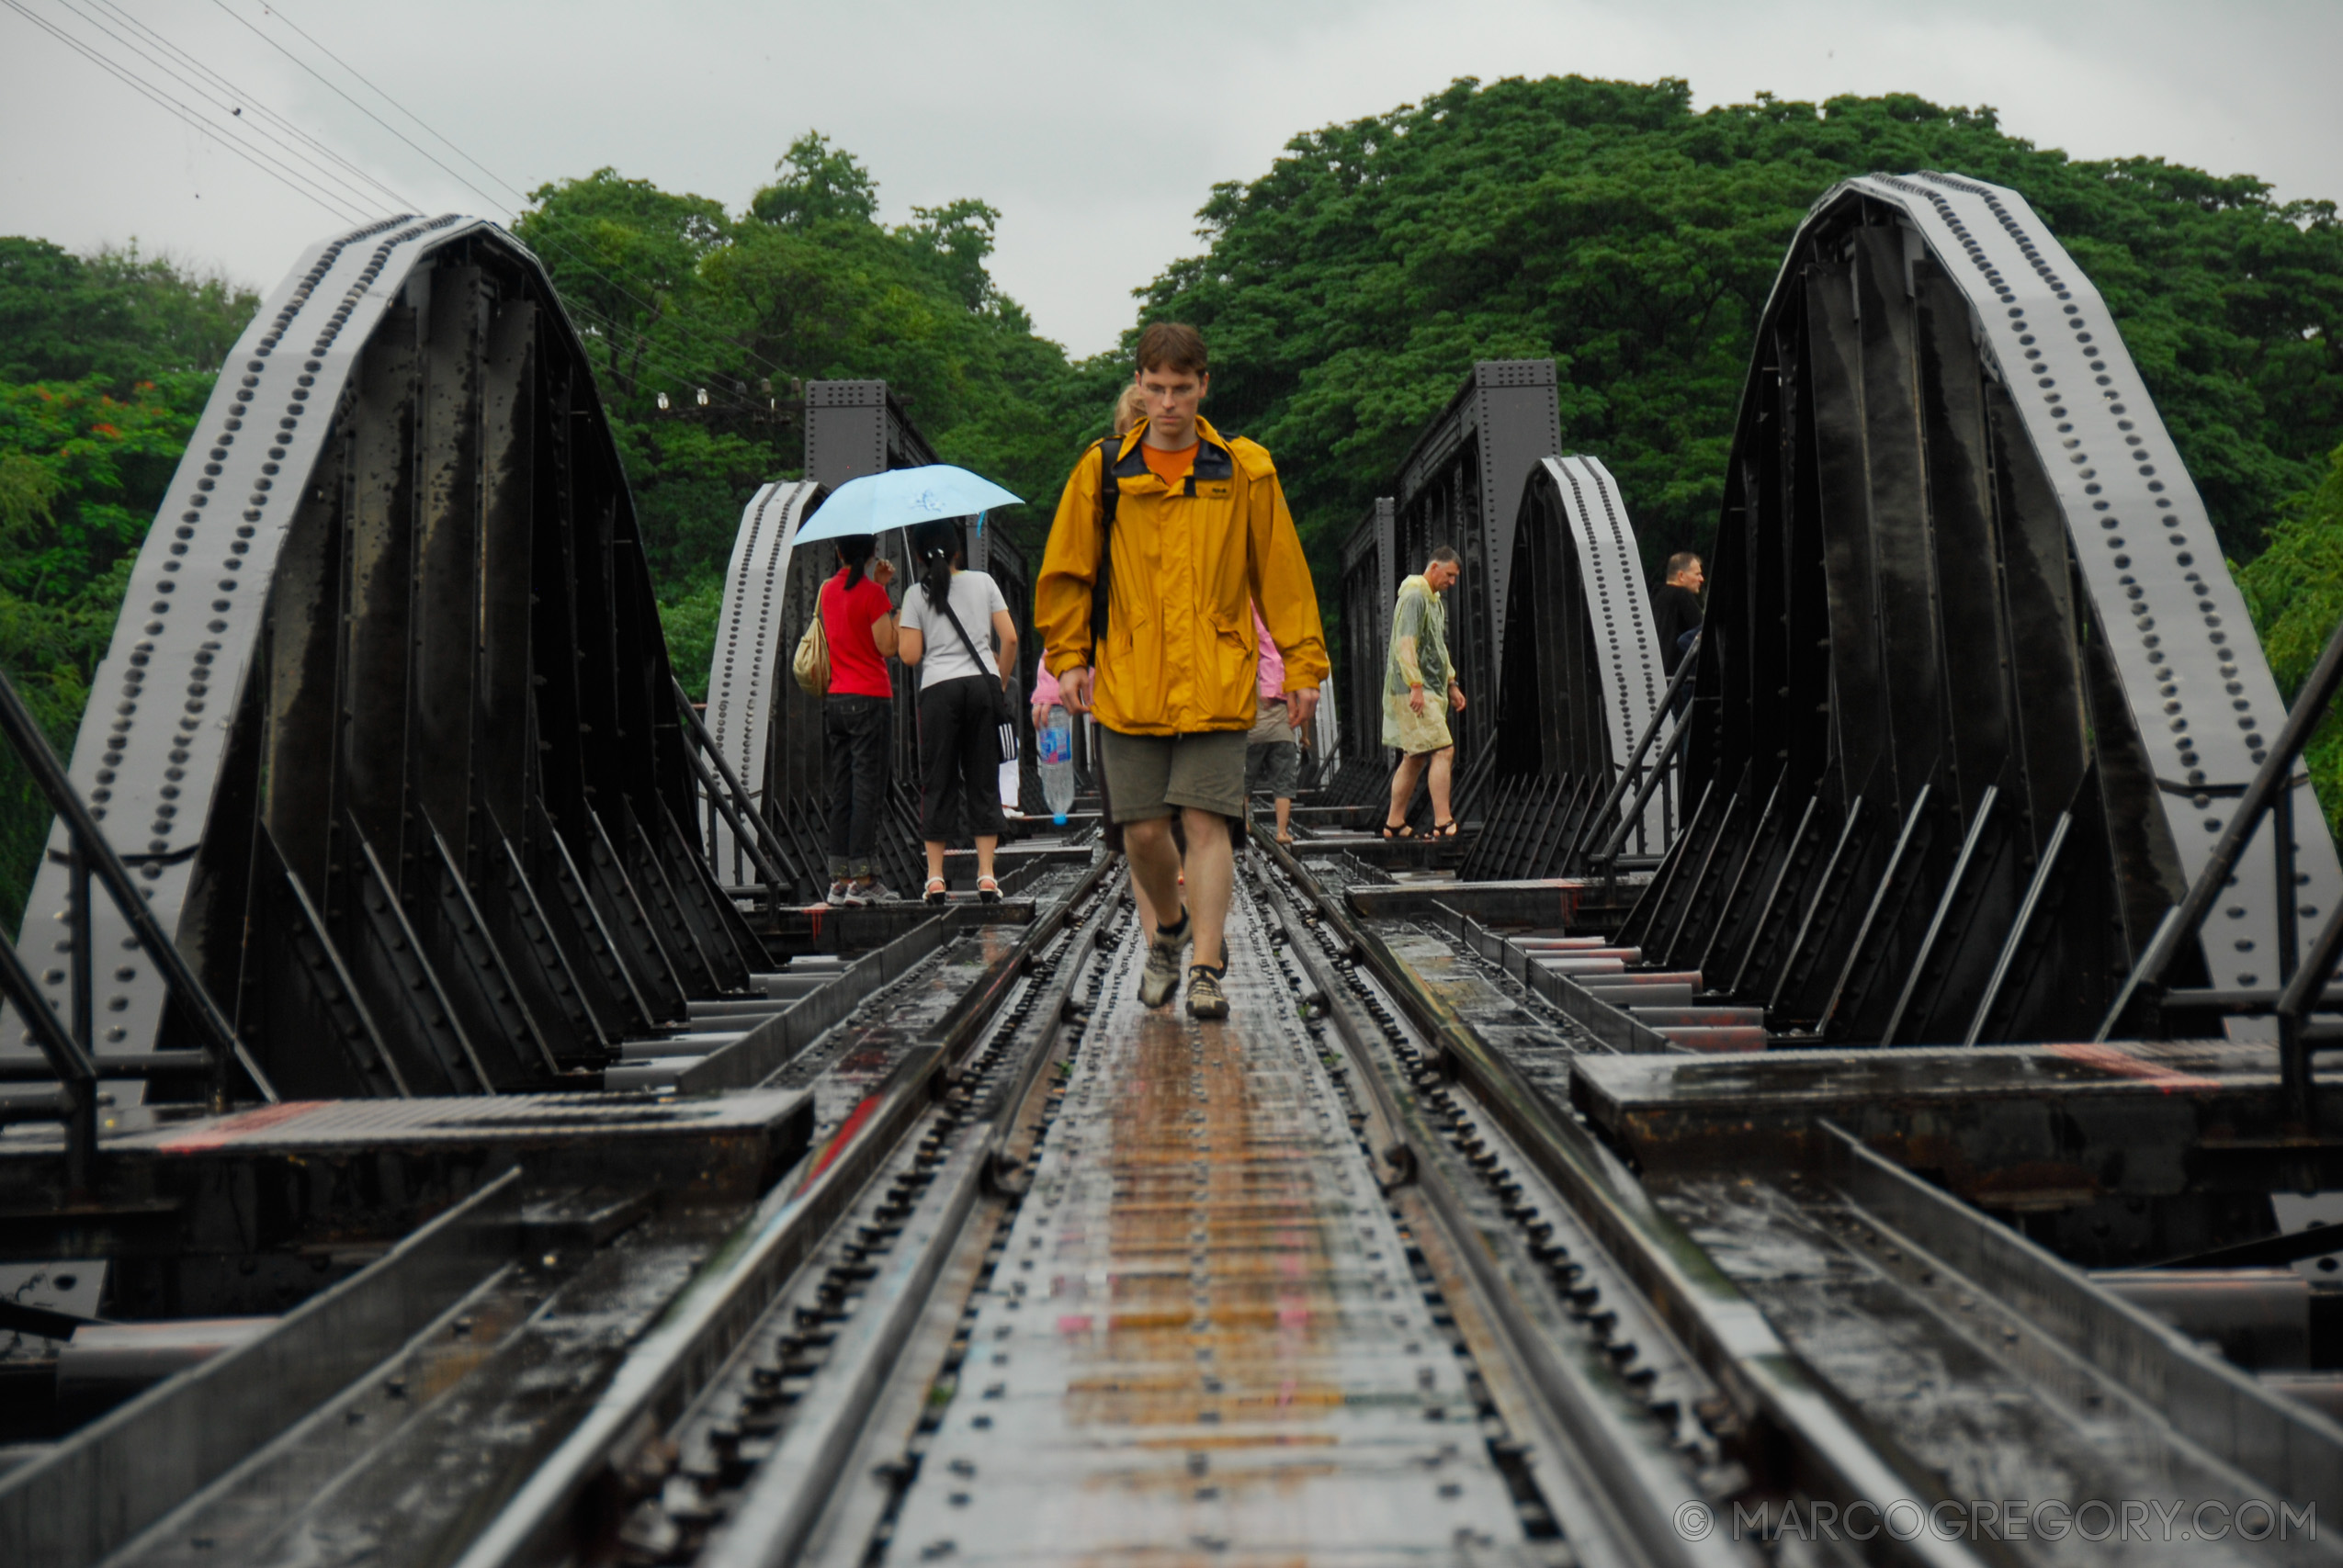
[886,888,1519,1563]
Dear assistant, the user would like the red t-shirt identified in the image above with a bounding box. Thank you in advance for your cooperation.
[821,570,895,699]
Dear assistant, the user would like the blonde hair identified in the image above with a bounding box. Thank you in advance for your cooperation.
[1111,382,1147,436]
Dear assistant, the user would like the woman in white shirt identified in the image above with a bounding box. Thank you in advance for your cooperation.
[898,518,1019,903]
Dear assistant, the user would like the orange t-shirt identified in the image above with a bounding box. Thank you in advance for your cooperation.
[1140,440,1199,491]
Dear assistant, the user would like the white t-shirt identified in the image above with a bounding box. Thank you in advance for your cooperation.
[900,570,1010,690]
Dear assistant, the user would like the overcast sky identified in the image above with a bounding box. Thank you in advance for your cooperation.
[4,0,2338,363]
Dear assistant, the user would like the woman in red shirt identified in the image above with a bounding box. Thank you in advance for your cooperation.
[821,534,900,904]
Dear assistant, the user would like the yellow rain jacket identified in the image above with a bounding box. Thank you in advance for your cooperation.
[1036,416,1329,736]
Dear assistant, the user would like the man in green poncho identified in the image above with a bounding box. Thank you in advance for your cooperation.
[1381,547,1466,838]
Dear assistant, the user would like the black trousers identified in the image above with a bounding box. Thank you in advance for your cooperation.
[918,675,1005,843]
[823,694,891,879]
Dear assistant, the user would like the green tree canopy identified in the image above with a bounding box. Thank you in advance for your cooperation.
[2239,441,2343,831]
[8,91,2343,917]
[749,131,882,231]
[0,238,255,390]
[515,145,1084,695]
[1134,76,2343,578]
[0,243,244,925]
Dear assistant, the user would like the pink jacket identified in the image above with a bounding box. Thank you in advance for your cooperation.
[1254,603,1286,703]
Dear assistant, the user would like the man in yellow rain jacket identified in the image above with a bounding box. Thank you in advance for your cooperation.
[1036,322,1328,1020]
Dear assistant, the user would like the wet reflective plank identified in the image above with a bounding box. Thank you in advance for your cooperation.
[891,893,1520,1563]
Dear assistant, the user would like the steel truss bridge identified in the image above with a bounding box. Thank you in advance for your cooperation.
[1,175,2340,1568]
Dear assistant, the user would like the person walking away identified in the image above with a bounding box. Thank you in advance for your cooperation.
[1036,321,1328,1021]
[820,535,900,905]
[1243,601,1302,844]
[899,519,1018,905]
[1383,547,1466,839]
[1650,550,1703,674]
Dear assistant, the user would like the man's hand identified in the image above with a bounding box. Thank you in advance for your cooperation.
[1058,666,1094,715]
[1450,682,1466,714]
[1287,688,1319,731]
[1409,683,1426,715]
[870,558,896,588]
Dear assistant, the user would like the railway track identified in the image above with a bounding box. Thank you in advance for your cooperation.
[562,829,2328,1568]
[10,819,2341,1567]
[468,845,1785,1568]
[7,169,2343,1564]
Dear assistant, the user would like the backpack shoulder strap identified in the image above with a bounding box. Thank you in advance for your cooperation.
[1098,434,1120,526]
[1092,436,1119,646]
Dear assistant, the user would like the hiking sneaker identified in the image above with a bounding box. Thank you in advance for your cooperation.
[1138,911,1193,1009]
[1185,964,1228,1021]
[843,877,893,906]
[825,879,854,907]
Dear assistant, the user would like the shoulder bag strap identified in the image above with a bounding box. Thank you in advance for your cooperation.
[932,581,993,680]
[933,580,1018,759]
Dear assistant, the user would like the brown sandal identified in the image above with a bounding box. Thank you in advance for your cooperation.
[1381,820,1415,840]
[1432,819,1460,839]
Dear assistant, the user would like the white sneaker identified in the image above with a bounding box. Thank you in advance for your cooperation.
[1138,912,1193,1009]
[825,880,854,907]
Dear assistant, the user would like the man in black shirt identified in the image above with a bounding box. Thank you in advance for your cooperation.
[1650,550,1703,674]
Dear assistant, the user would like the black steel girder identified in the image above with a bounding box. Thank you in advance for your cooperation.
[4,219,760,1099]
[1640,173,2343,1046]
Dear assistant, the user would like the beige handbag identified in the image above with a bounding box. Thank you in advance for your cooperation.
[792,586,831,694]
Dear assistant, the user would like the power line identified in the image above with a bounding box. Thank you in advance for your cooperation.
[83,0,417,214]
[0,0,368,224]
[262,0,526,205]
[205,0,508,216]
[8,0,780,429]
[52,0,399,219]
[219,0,787,394]
[23,0,792,419]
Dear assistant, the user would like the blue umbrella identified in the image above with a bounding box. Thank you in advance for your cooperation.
[791,464,1023,545]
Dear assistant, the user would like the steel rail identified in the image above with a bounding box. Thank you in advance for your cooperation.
[1253,873,1412,1192]
[972,869,1125,1190]
[453,856,1116,1568]
[1253,829,1989,1568]
[697,866,1124,1568]
[931,854,1114,1075]
[1251,856,1735,1568]
[700,1135,993,1568]
[1817,1120,2343,1510]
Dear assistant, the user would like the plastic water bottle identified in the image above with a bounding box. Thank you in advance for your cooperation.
[1038,705,1076,823]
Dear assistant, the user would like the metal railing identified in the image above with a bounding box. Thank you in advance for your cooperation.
[673,676,806,914]
[1573,629,1699,873]
[2095,614,2343,1123]
[0,669,273,1190]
